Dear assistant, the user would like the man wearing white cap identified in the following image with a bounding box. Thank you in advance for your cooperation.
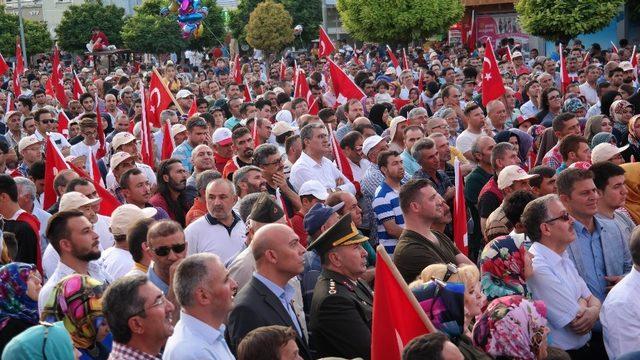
[12,135,42,177]
[388,116,408,153]
[212,127,234,173]
[591,143,627,165]
[106,132,157,191]
[171,123,187,147]
[101,204,157,280]
[290,123,356,195]
[511,51,531,75]
[290,179,329,247]
[109,151,136,202]
[273,121,295,154]
[484,165,538,241]
[175,89,194,114]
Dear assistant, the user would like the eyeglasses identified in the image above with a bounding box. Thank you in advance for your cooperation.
[544,212,571,224]
[548,94,561,101]
[129,294,168,319]
[150,243,186,256]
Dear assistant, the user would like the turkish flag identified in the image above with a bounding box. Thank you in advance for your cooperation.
[559,43,571,93]
[0,52,9,75]
[161,119,175,160]
[279,58,287,81]
[581,51,591,69]
[327,58,366,105]
[45,77,55,97]
[328,126,358,192]
[243,79,253,102]
[52,46,68,108]
[402,48,409,70]
[387,45,399,68]
[95,106,107,159]
[43,136,71,209]
[147,70,173,128]
[187,97,198,118]
[58,111,70,138]
[73,72,86,100]
[481,40,505,106]
[631,45,638,69]
[5,93,13,113]
[66,160,121,216]
[417,70,424,93]
[318,26,335,58]
[139,82,155,168]
[232,54,242,84]
[89,152,105,188]
[293,69,319,115]
[393,98,411,111]
[467,10,476,51]
[453,159,468,255]
[371,247,434,360]
[13,39,24,97]
[505,46,513,62]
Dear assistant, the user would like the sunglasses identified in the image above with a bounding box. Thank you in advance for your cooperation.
[544,212,571,224]
[40,119,54,124]
[150,243,186,256]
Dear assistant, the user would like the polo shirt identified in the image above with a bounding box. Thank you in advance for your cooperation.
[372,181,404,253]
[464,166,492,205]
[393,229,460,284]
[184,212,246,264]
[412,169,453,197]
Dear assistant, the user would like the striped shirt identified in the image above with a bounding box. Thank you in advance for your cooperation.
[372,180,404,253]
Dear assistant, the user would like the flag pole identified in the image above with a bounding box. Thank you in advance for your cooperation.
[152,67,185,115]
[376,245,437,333]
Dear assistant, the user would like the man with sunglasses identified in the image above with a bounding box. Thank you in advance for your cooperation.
[522,194,602,357]
[145,220,187,303]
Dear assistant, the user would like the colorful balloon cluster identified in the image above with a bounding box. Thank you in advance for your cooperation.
[160,0,208,39]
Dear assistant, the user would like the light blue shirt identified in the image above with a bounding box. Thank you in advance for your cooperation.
[527,242,592,350]
[148,265,169,295]
[171,140,194,173]
[573,219,607,302]
[224,117,240,130]
[253,273,302,336]
[163,311,235,360]
[401,149,420,177]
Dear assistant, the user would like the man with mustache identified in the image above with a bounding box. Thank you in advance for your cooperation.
[120,168,169,220]
[150,159,190,227]
[232,165,267,201]
[38,209,111,313]
[253,143,301,219]
[185,178,246,264]
[223,127,255,180]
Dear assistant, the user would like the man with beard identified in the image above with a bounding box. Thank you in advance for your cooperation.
[232,165,267,201]
[185,178,246,264]
[38,209,111,313]
[372,151,406,254]
[120,168,170,220]
[151,159,190,227]
[223,127,255,180]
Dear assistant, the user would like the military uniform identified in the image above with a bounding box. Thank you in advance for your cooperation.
[307,213,375,360]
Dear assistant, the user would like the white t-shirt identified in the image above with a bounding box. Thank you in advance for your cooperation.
[455,129,482,155]
[100,246,134,280]
[95,214,115,249]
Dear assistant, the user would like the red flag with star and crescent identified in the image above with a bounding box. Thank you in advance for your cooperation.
[73,71,86,100]
[147,69,173,128]
[481,39,505,106]
[559,43,571,93]
[293,69,319,115]
[139,81,155,168]
[232,54,242,84]
[52,45,68,108]
[327,58,366,105]
[453,159,469,255]
[318,26,335,58]
[95,106,107,159]
[43,136,71,210]
[13,39,24,97]
[0,52,8,75]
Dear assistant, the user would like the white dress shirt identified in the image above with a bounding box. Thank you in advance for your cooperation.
[601,267,640,359]
[163,311,234,360]
[289,152,356,194]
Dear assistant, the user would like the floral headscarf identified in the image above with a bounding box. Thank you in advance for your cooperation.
[611,99,633,134]
[527,124,546,155]
[0,262,39,330]
[479,235,530,302]
[472,296,548,360]
[411,281,465,339]
[562,97,585,114]
[591,132,617,149]
[628,114,640,147]
[41,274,107,349]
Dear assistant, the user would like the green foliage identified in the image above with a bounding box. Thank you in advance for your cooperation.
[245,0,293,53]
[515,0,624,42]
[0,6,52,56]
[230,0,321,45]
[336,0,464,43]
[122,0,185,54]
[187,0,226,51]
[56,1,125,53]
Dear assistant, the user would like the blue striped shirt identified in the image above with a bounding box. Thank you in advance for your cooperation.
[372,181,404,253]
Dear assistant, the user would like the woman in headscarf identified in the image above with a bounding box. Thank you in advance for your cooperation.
[591,132,618,149]
[621,163,640,225]
[624,114,640,162]
[479,235,533,302]
[583,115,613,145]
[533,127,557,167]
[368,103,389,134]
[600,90,622,118]
[41,274,110,360]
[610,99,634,146]
[527,125,546,166]
[2,321,77,360]
[0,262,41,353]
[472,296,549,360]
[494,129,533,169]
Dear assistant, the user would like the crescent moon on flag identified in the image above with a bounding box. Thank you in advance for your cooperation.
[483,57,492,70]
[150,88,161,108]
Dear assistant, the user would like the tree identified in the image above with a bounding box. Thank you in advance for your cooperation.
[515,0,624,42]
[230,0,321,45]
[245,0,294,54]
[56,1,125,53]
[187,0,226,51]
[122,0,185,54]
[0,6,52,56]
[336,0,464,43]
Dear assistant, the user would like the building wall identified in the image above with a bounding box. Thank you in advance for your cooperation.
[41,0,85,36]
[4,0,44,22]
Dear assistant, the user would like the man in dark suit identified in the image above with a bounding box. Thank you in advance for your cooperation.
[308,213,374,360]
[226,223,312,360]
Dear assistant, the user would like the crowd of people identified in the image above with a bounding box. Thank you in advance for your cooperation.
[1,37,640,360]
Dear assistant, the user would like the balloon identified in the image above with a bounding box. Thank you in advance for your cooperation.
[293,24,303,36]
[161,0,207,40]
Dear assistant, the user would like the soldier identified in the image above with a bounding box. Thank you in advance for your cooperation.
[308,213,374,359]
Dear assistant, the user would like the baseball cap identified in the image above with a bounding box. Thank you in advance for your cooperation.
[362,135,386,156]
[511,51,523,59]
[176,89,194,99]
[513,115,537,128]
[272,121,294,137]
[110,204,157,236]
[497,165,539,190]
[111,132,136,151]
[60,191,101,211]
[591,143,629,163]
[275,110,293,124]
[171,124,187,139]
[212,127,232,146]
[389,116,408,141]
[18,135,42,154]
[620,61,634,72]
[299,180,329,200]
[110,151,134,170]
[3,110,19,123]
[303,202,343,236]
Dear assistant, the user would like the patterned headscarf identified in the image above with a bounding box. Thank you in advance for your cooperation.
[628,115,640,147]
[591,132,617,149]
[0,262,39,331]
[411,281,465,339]
[472,296,548,360]
[41,274,107,349]
[611,99,633,135]
[479,235,530,302]
[562,97,586,114]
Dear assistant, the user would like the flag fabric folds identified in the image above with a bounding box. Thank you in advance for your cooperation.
[481,39,505,106]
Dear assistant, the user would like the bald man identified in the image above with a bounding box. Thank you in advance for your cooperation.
[226,223,312,359]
